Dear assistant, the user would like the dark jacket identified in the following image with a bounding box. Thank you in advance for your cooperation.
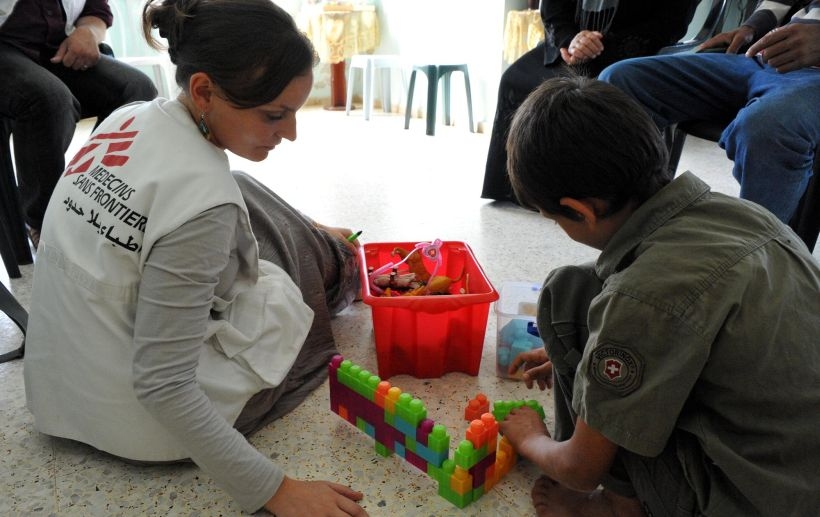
[541,0,697,70]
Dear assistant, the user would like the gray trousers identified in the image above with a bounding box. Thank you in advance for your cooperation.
[538,264,700,517]
[232,172,359,436]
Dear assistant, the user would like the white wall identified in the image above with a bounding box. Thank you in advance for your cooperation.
[302,0,529,131]
[107,0,532,131]
[369,0,528,131]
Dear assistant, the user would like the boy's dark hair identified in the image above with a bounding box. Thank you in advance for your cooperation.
[506,75,671,220]
[143,0,318,108]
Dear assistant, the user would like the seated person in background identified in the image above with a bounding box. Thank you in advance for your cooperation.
[599,0,820,227]
[498,76,820,516]
[480,0,696,203]
[0,0,158,249]
[24,0,367,515]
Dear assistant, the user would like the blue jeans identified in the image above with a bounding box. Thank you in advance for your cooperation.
[600,53,820,223]
[0,42,157,230]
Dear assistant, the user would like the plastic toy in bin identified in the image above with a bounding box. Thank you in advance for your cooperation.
[367,238,455,296]
[359,240,499,379]
[496,282,544,380]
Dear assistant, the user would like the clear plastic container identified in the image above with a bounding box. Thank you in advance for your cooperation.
[495,281,543,379]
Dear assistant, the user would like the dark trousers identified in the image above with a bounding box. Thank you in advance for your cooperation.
[0,42,157,230]
[231,172,360,437]
[481,44,557,201]
[480,37,642,202]
[539,264,700,517]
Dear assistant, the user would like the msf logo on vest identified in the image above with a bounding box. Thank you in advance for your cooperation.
[64,116,138,176]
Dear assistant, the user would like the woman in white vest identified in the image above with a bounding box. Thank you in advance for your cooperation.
[23,0,368,515]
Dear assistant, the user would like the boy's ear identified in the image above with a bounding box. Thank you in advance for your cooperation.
[559,197,600,224]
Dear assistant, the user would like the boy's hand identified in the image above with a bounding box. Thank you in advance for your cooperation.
[499,406,550,460]
[508,347,553,390]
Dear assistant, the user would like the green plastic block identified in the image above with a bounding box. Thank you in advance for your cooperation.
[374,442,391,457]
[525,399,546,420]
[338,359,354,389]
[365,374,381,401]
[348,364,362,392]
[427,424,451,454]
[438,480,473,509]
[454,439,479,470]
[353,368,373,398]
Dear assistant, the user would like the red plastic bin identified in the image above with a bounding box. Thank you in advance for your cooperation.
[359,241,499,379]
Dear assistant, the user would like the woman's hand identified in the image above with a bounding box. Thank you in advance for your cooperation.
[508,347,553,391]
[264,477,369,516]
[561,30,604,65]
[314,222,360,253]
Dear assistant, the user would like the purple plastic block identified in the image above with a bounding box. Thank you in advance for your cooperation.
[416,418,435,446]
[405,447,429,473]
[329,370,342,414]
[470,451,496,489]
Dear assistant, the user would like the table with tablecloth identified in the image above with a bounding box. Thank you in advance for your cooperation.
[503,8,544,64]
[298,3,380,108]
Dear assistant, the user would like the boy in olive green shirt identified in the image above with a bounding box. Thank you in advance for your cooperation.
[498,76,820,517]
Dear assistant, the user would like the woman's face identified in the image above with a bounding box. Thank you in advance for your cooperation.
[206,71,314,162]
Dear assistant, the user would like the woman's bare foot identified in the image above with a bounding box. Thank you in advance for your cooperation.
[531,476,645,517]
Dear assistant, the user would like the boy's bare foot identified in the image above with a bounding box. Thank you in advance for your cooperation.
[531,476,645,517]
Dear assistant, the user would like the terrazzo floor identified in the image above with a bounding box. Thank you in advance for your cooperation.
[2,106,816,516]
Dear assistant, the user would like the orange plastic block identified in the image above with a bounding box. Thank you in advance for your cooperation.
[496,436,516,477]
[385,386,402,414]
[481,412,499,450]
[374,380,391,408]
[484,463,497,490]
[465,419,488,450]
[338,405,349,423]
[464,393,490,421]
[450,466,473,495]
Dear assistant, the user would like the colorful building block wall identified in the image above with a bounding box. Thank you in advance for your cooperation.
[328,354,544,508]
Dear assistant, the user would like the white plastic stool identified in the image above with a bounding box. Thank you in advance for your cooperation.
[345,54,404,120]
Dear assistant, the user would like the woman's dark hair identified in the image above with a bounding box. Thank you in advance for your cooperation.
[506,75,671,220]
[143,0,318,108]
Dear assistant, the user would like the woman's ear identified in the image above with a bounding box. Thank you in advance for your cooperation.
[187,72,216,112]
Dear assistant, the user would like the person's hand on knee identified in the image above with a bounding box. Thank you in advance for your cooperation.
[699,26,754,54]
[746,23,820,72]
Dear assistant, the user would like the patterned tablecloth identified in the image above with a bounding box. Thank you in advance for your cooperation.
[298,4,380,65]
[503,9,544,64]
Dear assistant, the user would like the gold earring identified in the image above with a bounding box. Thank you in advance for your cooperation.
[197,112,211,140]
